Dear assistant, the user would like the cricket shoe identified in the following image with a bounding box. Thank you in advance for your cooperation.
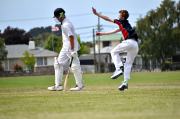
[111,69,123,79]
[119,81,128,91]
[70,85,85,91]
[48,84,63,91]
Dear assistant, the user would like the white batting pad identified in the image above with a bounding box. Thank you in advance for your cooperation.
[54,57,63,87]
[71,65,83,88]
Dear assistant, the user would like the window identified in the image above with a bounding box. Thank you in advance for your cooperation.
[105,56,108,63]
[80,60,94,65]
[37,57,47,66]
[44,57,47,65]
[9,59,23,71]
[4,59,8,71]
[37,58,43,66]
[103,41,111,47]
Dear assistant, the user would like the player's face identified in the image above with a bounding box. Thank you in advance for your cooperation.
[118,13,123,19]
[55,15,61,22]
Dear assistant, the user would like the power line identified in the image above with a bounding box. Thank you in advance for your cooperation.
[77,32,92,35]
[102,25,117,27]
[102,12,144,15]
[68,13,93,17]
[0,17,52,22]
[0,12,143,22]
[0,13,93,22]
[79,35,92,38]
[75,25,97,30]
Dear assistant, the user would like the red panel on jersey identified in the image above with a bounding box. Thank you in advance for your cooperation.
[114,21,128,39]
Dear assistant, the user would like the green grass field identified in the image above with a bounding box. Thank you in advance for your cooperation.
[0,71,180,119]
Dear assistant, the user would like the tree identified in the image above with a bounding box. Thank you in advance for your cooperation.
[135,0,180,70]
[172,0,180,41]
[2,26,32,45]
[44,35,63,54]
[0,30,2,37]
[82,41,93,47]
[77,35,84,56]
[81,45,90,54]
[20,50,36,72]
[28,25,62,37]
[28,26,51,37]
[33,32,51,47]
[81,41,92,54]
[44,34,87,56]
[0,38,8,70]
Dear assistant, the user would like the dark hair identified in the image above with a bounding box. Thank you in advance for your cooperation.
[119,10,129,19]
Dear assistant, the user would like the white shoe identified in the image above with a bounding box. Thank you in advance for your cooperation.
[111,69,123,79]
[70,85,85,91]
[48,85,63,91]
[119,81,128,91]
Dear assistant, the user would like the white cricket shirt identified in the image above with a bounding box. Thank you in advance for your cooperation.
[61,18,80,51]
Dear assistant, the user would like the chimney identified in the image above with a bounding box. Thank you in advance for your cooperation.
[29,41,35,50]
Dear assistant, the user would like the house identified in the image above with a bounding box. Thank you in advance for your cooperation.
[95,34,124,50]
[3,41,58,75]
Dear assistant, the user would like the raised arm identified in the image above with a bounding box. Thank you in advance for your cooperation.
[96,28,121,36]
[92,7,114,23]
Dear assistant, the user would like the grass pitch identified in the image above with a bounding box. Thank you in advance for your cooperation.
[0,71,180,119]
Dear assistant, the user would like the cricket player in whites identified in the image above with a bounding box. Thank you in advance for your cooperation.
[48,8,84,91]
[92,7,138,91]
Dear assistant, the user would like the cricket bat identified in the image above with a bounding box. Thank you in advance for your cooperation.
[64,57,73,91]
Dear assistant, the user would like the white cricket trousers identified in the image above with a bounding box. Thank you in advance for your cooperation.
[111,39,138,81]
[57,51,83,88]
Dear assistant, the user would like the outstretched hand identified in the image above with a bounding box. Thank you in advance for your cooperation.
[96,32,104,36]
[92,7,98,15]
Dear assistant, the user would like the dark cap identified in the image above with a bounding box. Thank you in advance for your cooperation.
[53,8,65,18]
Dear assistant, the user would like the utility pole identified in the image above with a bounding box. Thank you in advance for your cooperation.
[52,31,54,51]
[93,29,96,73]
[98,12,101,73]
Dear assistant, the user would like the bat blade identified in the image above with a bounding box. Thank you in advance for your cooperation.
[64,67,70,91]
[64,57,73,91]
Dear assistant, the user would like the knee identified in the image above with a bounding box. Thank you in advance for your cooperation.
[124,62,132,68]
[54,63,59,68]
[111,50,114,54]
[111,50,116,56]
[71,65,81,72]
[54,63,63,71]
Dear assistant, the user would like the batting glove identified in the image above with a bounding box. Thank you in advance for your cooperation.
[71,50,78,58]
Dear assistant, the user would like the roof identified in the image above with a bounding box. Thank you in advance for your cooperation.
[5,44,58,58]
[96,34,124,41]
[90,46,115,54]
[90,46,129,54]
[79,54,94,60]
[97,46,115,53]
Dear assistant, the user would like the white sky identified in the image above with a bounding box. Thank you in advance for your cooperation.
[0,0,179,42]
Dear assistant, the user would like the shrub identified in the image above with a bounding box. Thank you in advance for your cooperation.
[13,62,23,72]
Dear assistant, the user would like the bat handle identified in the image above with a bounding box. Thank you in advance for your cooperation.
[69,57,73,67]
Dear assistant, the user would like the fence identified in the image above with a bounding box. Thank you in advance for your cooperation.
[81,63,179,73]
[0,63,179,77]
